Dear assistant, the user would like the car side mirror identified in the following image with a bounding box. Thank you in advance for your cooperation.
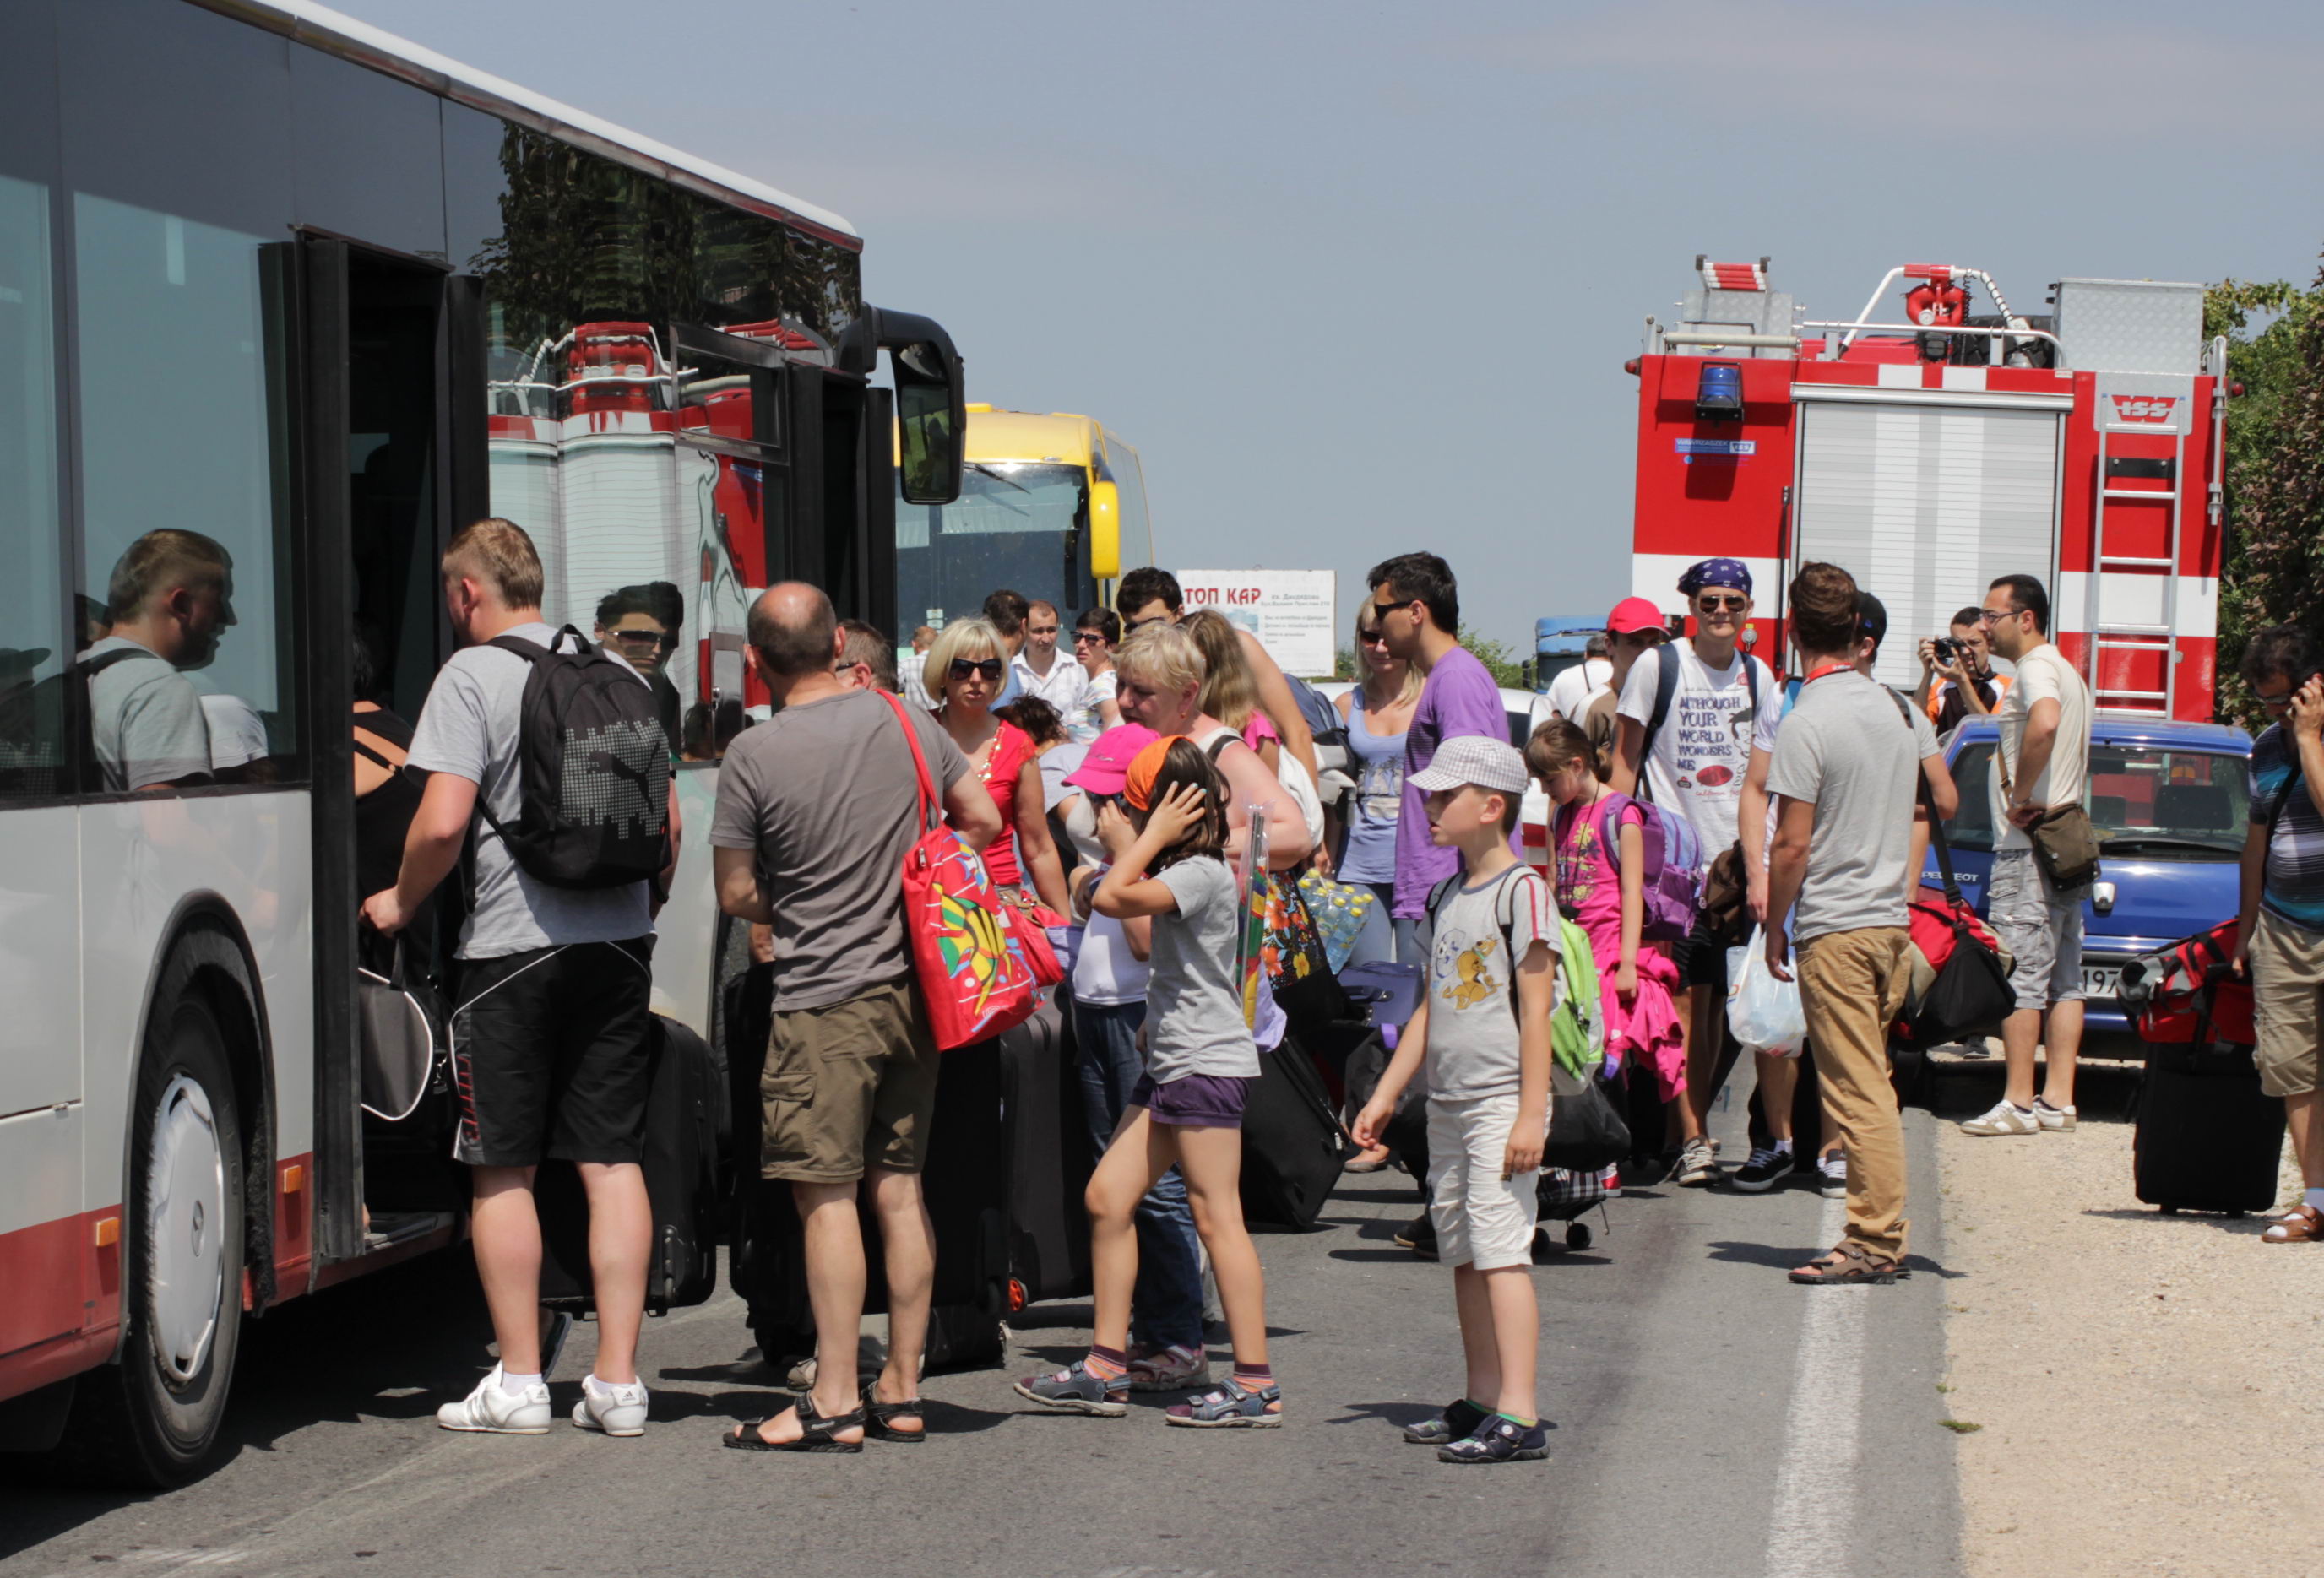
[1087,480,1121,579]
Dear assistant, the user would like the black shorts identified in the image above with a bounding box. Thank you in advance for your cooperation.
[1667,907,1729,992]
[449,938,654,1167]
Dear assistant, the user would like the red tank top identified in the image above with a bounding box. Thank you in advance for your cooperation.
[975,722,1036,886]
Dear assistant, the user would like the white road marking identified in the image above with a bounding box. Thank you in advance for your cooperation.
[1765,1194,1872,1578]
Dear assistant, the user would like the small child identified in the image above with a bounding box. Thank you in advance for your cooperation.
[1014,735,1280,1428]
[1529,719,1684,1104]
[1353,736,1555,1465]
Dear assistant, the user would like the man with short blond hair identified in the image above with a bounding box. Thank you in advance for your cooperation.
[84,529,236,791]
[364,517,672,1440]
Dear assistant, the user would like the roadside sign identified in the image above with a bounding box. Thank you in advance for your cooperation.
[1176,568,1337,677]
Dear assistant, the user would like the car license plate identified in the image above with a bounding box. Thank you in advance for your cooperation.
[2081,965,2121,1000]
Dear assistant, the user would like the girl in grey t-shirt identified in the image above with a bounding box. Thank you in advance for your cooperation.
[1014,736,1284,1429]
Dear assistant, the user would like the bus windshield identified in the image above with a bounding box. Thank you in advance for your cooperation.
[895,461,1086,629]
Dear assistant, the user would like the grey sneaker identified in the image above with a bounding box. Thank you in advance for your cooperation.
[1959,1099,2040,1136]
[2034,1099,2077,1132]
[1675,1136,1720,1187]
[1013,1359,1127,1417]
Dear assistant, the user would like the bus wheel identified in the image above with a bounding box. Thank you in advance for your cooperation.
[53,986,247,1488]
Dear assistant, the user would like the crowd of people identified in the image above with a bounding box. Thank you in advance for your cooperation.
[326,508,2324,1466]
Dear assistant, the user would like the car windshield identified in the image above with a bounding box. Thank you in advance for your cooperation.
[1942,741,2249,856]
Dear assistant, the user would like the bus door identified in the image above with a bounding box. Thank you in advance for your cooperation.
[297,236,485,1267]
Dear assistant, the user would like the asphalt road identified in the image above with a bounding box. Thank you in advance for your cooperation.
[2,1090,1964,1578]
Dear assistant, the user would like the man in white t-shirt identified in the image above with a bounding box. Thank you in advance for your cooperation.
[1544,633,1613,723]
[1011,598,1089,716]
[1961,573,2095,1139]
[1611,556,1778,1187]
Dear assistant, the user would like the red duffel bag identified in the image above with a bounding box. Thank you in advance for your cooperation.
[2119,919,2256,1049]
[1891,785,2017,1046]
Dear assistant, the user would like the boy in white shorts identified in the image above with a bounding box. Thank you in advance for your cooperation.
[1354,736,1556,1465]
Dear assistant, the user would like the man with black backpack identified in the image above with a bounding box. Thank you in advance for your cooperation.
[1610,558,1778,1186]
[363,518,677,1439]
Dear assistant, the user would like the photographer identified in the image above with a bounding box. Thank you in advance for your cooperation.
[1916,606,2009,736]
[1914,604,2007,734]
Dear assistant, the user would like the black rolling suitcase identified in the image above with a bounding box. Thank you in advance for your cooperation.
[538,1014,723,1314]
[2133,1042,2286,1215]
[997,1000,1093,1307]
[729,1027,1013,1373]
[1240,1033,1351,1230]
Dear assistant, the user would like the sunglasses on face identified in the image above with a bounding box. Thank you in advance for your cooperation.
[1370,598,1412,622]
[1695,595,1748,614]
[1072,630,1105,644]
[611,626,663,644]
[949,658,1005,682]
[1357,629,1391,646]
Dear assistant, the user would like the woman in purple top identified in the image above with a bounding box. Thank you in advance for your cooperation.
[1366,553,1512,962]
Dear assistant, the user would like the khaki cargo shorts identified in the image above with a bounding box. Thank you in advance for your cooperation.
[1988,849,2085,1011]
[760,979,940,1183]
[2252,908,2324,1098]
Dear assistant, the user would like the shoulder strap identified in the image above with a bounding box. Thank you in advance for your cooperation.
[1745,654,1762,708]
[1637,643,1681,783]
[881,691,940,833]
[485,633,546,664]
[1593,789,1633,872]
[351,735,399,772]
[1883,686,1963,905]
[2267,726,2305,835]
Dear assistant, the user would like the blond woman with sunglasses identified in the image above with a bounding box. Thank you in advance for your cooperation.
[927,617,1071,915]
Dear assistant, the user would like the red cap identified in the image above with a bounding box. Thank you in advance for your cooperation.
[1606,596,1666,635]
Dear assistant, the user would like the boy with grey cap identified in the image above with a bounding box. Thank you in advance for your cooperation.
[1354,735,1557,1464]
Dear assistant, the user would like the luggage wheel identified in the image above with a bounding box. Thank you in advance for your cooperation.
[1566,1223,1592,1250]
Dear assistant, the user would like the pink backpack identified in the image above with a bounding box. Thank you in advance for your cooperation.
[1556,790,1703,942]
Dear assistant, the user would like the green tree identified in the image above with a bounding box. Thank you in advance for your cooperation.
[2211,270,2324,724]
[1459,627,1529,690]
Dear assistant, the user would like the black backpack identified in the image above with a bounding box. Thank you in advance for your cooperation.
[478,627,671,890]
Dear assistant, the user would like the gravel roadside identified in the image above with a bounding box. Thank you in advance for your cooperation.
[1933,1053,2319,1578]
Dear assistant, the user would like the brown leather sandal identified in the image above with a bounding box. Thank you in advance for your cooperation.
[1789,1244,1908,1285]
[2263,1204,2324,1244]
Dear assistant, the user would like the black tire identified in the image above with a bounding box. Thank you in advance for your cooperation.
[49,984,247,1488]
[1566,1222,1593,1250]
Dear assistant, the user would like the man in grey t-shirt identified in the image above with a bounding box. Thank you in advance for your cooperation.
[710,583,1000,1451]
[84,529,238,791]
[1764,563,1924,1285]
[361,518,673,1440]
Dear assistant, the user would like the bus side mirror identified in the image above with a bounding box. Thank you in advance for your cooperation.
[1088,480,1121,579]
[842,306,965,505]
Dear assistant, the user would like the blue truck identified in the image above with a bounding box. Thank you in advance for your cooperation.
[1534,614,1603,694]
[1925,714,2251,1055]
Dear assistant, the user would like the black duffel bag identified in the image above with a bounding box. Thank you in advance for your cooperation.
[1543,1061,1631,1173]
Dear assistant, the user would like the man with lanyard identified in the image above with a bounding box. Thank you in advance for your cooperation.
[1612,557,1778,1187]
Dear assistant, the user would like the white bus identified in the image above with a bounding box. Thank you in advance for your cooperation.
[0,0,963,1484]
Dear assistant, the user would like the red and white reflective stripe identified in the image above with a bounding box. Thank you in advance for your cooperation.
[1700,259,1767,292]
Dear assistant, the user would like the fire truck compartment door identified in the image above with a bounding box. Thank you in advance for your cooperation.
[1791,401,2060,689]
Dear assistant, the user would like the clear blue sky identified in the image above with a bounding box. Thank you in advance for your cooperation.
[345,0,2324,654]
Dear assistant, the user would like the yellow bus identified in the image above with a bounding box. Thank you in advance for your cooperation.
[894,405,1153,632]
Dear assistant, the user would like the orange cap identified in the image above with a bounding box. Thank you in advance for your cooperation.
[1123,735,1189,811]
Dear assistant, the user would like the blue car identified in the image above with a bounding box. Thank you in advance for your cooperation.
[1923,715,2252,1054]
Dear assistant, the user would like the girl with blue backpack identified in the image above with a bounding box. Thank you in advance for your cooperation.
[1528,720,1686,1112]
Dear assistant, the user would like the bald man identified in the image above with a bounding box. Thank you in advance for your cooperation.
[709,582,1002,1451]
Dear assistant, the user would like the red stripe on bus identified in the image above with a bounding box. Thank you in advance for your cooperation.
[0,1207,122,1404]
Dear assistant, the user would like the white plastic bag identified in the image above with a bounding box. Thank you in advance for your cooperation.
[1726,928,1806,1056]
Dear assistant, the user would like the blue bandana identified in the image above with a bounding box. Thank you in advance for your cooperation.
[1678,557,1751,599]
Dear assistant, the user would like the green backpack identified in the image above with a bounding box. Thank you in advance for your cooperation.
[1425,867,1605,1078]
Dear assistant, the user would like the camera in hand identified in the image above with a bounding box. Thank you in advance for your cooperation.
[1931,636,1965,664]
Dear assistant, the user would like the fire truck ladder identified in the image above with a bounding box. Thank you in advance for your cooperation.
[2088,419,2185,718]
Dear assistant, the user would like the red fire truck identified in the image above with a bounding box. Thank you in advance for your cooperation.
[1629,258,2225,719]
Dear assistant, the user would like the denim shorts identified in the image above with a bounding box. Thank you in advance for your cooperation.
[1130,1071,1253,1129]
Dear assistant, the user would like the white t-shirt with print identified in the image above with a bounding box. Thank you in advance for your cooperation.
[1616,643,1777,866]
[1419,864,1559,1102]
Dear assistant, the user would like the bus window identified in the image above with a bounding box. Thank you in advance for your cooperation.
[0,171,67,798]
[73,194,301,789]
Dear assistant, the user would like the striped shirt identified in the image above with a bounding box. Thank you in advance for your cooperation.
[2251,723,2324,931]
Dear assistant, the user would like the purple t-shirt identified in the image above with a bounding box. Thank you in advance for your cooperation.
[1393,645,1513,919]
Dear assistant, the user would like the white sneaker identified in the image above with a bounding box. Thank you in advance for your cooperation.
[570,1373,649,1437]
[2034,1100,2077,1132]
[437,1364,551,1434]
[1959,1100,2041,1137]
[1817,1152,1847,1199]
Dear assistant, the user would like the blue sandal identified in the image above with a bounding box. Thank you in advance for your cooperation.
[1164,1378,1282,1429]
[1437,1415,1548,1464]
[1013,1360,1127,1417]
